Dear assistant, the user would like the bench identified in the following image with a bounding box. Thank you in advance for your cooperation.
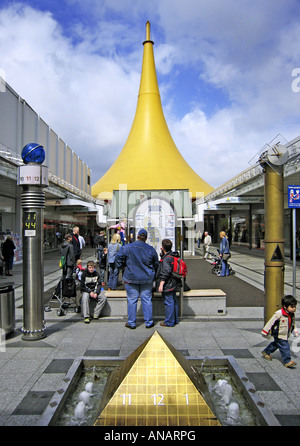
[101,289,226,317]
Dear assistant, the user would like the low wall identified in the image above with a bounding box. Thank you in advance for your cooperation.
[101,289,226,318]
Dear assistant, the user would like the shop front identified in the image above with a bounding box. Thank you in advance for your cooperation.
[203,199,300,259]
[203,198,265,250]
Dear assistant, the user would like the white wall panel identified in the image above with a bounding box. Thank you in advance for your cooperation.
[49,129,58,175]
[65,145,72,183]
[0,81,91,195]
[58,138,65,179]
[72,152,78,188]
[78,158,83,191]
[23,104,38,146]
[0,86,18,150]
[39,118,49,159]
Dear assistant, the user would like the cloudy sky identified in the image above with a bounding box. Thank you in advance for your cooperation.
[1,0,300,189]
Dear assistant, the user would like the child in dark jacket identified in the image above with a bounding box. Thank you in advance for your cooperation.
[261,295,298,368]
[99,247,107,285]
[156,239,181,327]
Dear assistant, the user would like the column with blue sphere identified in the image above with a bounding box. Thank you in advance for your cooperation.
[17,143,49,340]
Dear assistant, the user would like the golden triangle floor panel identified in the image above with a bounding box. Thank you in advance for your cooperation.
[94,331,220,426]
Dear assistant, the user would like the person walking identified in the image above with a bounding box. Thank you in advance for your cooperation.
[115,228,159,329]
[196,230,202,248]
[156,239,181,327]
[203,231,212,259]
[262,295,298,368]
[99,247,107,286]
[59,233,76,279]
[78,234,85,251]
[71,226,81,262]
[107,233,122,290]
[1,235,16,276]
[218,231,230,276]
[95,230,106,264]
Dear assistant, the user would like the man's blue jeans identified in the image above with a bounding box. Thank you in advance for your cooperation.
[264,337,291,364]
[124,282,153,327]
[162,290,178,326]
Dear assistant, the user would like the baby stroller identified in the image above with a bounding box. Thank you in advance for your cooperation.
[46,274,80,316]
[211,250,235,276]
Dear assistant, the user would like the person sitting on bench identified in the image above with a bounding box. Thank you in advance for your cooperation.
[80,260,107,323]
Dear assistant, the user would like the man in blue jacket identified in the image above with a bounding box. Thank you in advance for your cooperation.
[115,228,159,329]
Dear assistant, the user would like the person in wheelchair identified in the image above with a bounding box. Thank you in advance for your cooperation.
[80,260,107,323]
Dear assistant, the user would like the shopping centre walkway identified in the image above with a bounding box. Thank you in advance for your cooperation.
[0,245,300,427]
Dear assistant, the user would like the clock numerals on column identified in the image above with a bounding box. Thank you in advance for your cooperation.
[120,394,132,405]
[150,394,165,405]
[120,393,190,406]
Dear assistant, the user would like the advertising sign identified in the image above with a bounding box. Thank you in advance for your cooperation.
[288,186,300,208]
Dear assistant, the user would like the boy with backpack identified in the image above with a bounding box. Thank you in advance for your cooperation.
[156,239,185,327]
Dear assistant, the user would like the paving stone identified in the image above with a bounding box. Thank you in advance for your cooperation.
[12,391,55,415]
[43,359,73,374]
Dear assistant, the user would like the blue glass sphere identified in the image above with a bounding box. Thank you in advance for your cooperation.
[21,143,45,164]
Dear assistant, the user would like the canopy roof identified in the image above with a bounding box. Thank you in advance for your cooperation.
[92,22,213,200]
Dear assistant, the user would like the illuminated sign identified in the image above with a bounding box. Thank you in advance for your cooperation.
[24,212,36,237]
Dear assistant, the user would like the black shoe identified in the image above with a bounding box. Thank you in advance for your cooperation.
[125,322,136,329]
[146,323,154,328]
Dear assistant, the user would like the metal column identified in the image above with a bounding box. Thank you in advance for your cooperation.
[21,186,47,339]
[17,148,49,340]
[263,164,285,324]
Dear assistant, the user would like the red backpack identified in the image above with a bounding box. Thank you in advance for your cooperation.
[168,256,188,279]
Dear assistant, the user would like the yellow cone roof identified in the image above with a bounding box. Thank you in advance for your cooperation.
[92,22,213,200]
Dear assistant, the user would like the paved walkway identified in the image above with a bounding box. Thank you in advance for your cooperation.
[0,245,300,426]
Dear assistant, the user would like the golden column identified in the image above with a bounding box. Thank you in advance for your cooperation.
[259,145,288,323]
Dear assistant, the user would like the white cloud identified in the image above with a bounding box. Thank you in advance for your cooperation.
[170,110,254,187]
[0,3,140,181]
[0,1,300,189]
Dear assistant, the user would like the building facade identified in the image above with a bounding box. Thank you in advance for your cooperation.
[0,80,104,261]
[197,135,300,258]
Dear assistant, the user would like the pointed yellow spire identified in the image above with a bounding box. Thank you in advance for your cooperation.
[92,22,213,200]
